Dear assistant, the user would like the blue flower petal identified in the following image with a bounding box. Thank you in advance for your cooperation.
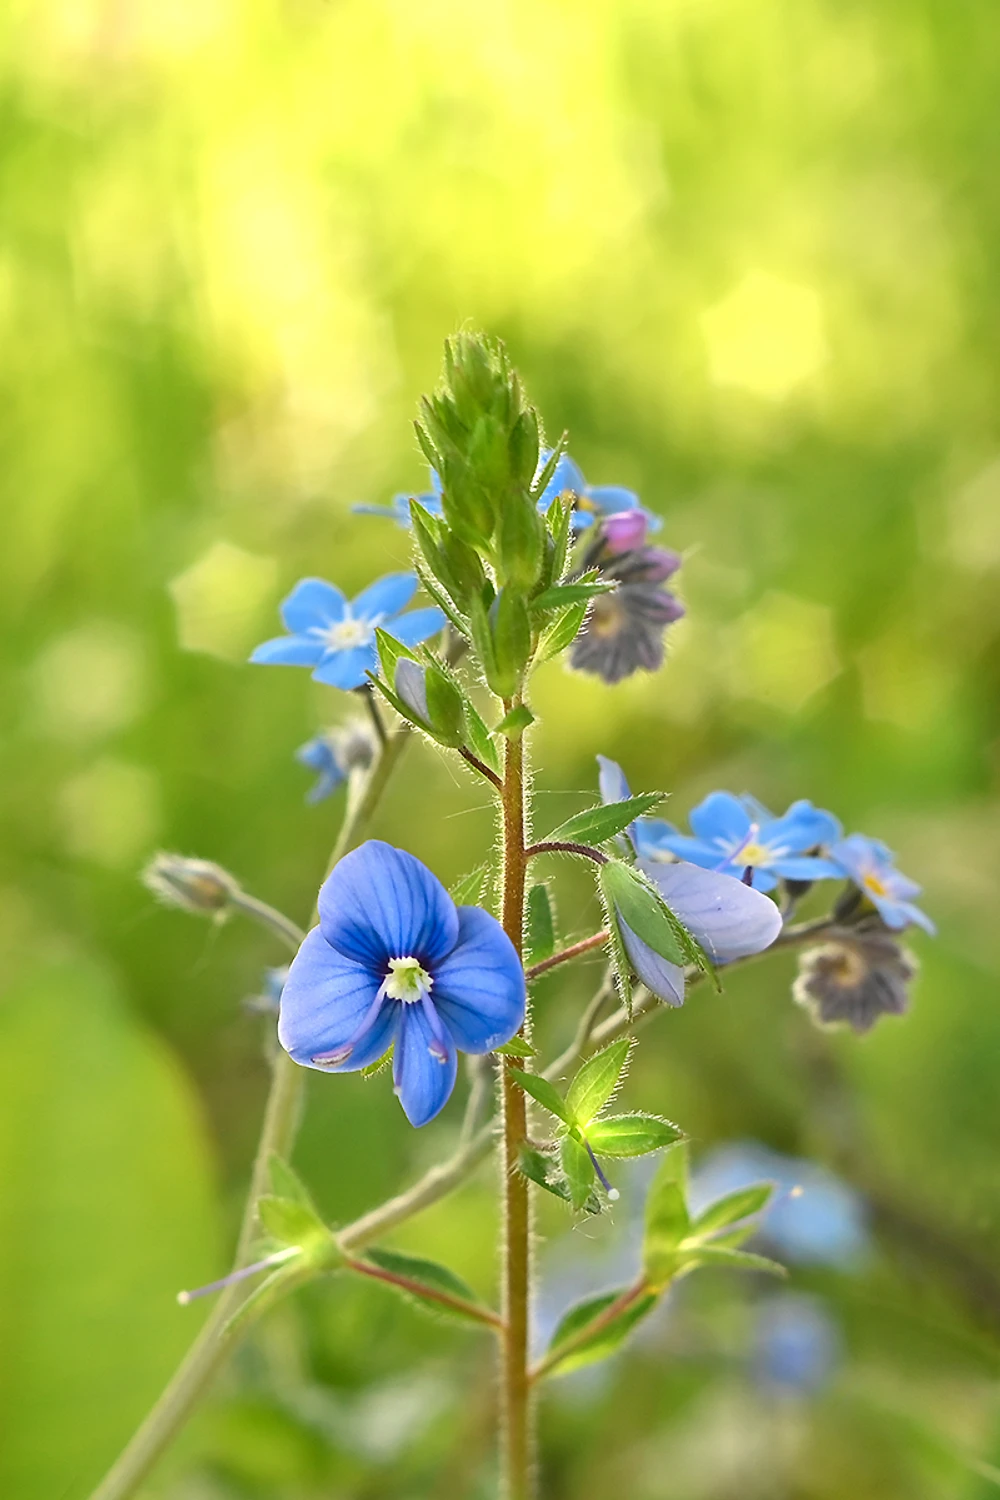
[631,819,681,859]
[770,855,843,882]
[617,914,686,1006]
[537,453,587,507]
[597,754,632,807]
[311,644,377,691]
[895,901,936,936]
[277,928,398,1071]
[386,606,446,648]
[352,572,418,623]
[764,801,842,852]
[585,484,641,515]
[250,635,324,667]
[318,840,459,970]
[393,1002,458,1126]
[640,859,783,963]
[431,907,525,1053]
[642,832,721,868]
[280,578,348,633]
[688,792,752,849]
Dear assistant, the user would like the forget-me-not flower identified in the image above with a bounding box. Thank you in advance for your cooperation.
[250,574,444,692]
[752,1294,840,1394]
[635,791,843,893]
[827,833,935,934]
[597,757,783,1003]
[353,471,444,526]
[794,925,918,1033]
[295,722,378,804]
[278,841,525,1126]
[537,453,661,533]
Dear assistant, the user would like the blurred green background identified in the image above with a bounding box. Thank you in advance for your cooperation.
[3,0,1000,1495]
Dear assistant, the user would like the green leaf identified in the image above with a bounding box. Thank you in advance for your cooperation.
[494,1036,537,1057]
[643,1143,691,1289]
[495,703,535,739]
[363,1247,489,1322]
[518,1145,572,1201]
[565,1038,631,1126]
[451,864,490,905]
[601,860,687,967]
[587,1113,683,1157]
[560,1134,596,1210]
[508,1068,570,1123]
[413,559,469,637]
[462,697,500,773]
[267,1153,315,1207]
[360,1048,393,1078]
[689,1183,774,1239]
[547,794,664,848]
[374,625,418,680]
[525,883,556,963]
[530,580,616,613]
[678,1245,786,1278]
[544,1288,659,1377]
[537,598,589,662]
[257,1195,330,1252]
[531,436,567,503]
[0,961,221,1500]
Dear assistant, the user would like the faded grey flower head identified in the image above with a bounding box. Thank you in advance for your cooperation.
[793,925,917,1034]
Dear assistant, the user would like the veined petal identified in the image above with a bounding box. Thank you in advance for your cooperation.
[771,855,843,882]
[597,754,632,807]
[894,900,936,936]
[277,928,397,1070]
[586,484,641,515]
[618,914,686,1006]
[318,840,459,970]
[311,644,377,691]
[250,635,323,667]
[640,859,782,963]
[764,801,842,852]
[386,606,446,648]
[688,792,752,849]
[432,907,525,1053]
[280,578,348,633]
[352,572,418,622]
[631,819,679,859]
[393,1003,458,1126]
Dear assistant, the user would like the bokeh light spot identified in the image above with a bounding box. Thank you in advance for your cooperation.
[169,541,277,661]
[702,271,827,399]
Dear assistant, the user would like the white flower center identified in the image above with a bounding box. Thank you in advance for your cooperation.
[383,956,434,1003]
[314,612,375,652]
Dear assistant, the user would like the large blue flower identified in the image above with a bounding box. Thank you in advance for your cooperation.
[278,841,526,1126]
[250,574,444,691]
[536,452,661,534]
[827,833,935,934]
[634,790,843,893]
[596,757,783,1003]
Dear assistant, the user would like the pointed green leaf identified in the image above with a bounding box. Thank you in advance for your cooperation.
[537,598,589,662]
[525,883,556,963]
[267,1153,315,1208]
[678,1245,786,1278]
[462,697,500,772]
[495,703,535,739]
[560,1134,596,1210]
[257,1195,329,1251]
[360,1047,393,1078]
[587,1114,683,1158]
[531,438,567,503]
[530,581,616,613]
[413,559,469,636]
[508,1068,570,1123]
[643,1143,691,1289]
[494,1036,537,1058]
[547,794,665,849]
[601,860,687,967]
[374,625,418,680]
[363,1248,489,1323]
[689,1183,774,1239]
[518,1147,603,1215]
[450,864,489,906]
[544,1288,659,1377]
[565,1038,631,1126]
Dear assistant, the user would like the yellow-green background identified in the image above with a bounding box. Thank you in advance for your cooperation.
[3,0,1000,1495]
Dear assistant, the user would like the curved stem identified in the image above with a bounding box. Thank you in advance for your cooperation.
[88,723,412,1500]
[524,840,608,865]
[344,1256,504,1330]
[459,746,504,790]
[528,1279,647,1384]
[525,931,608,981]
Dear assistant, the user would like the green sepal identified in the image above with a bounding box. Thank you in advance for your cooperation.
[518,1146,603,1215]
[601,860,687,967]
[676,1245,786,1279]
[221,1263,307,1340]
[537,597,589,662]
[422,660,465,745]
[463,695,500,772]
[689,1183,774,1239]
[508,1068,570,1123]
[413,558,470,637]
[375,625,419,681]
[586,1113,683,1158]
[643,1142,691,1290]
[468,592,500,690]
[360,1047,393,1079]
[542,1287,659,1377]
[525,882,556,963]
[530,580,616,614]
[450,864,490,905]
[546,794,664,849]
[560,1134,596,1210]
[530,433,568,503]
[497,487,545,592]
[257,1196,338,1266]
[494,1036,536,1058]
[495,703,535,739]
[565,1037,631,1127]
[488,587,532,697]
[362,1247,491,1323]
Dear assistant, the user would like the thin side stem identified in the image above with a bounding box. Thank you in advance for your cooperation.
[345,1256,504,1330]
[229,892,305,955]
[88,724,412,1500]
[525,931,608,981]
[498,709,533,1500]
[459,745,504,790]
[528,1280,648,1384]
[524,840,608,865]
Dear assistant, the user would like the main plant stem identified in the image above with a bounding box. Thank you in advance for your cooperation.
[498,712,532,1500]
[89,726,410,1500]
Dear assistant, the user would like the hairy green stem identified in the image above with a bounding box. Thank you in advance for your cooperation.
[345,1256,504,1329]
[88,724,411,1500]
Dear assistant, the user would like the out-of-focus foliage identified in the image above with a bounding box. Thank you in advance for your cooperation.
[2,0,1000,1495]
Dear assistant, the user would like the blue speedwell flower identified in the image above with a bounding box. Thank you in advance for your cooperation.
[597,757,782,1003]
[250,574,444,692]
[827,833,935,934]
[278,841,525,1126]
[295,722,378,804]
[636,790,843,893]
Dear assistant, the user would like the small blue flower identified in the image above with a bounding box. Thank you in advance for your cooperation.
[295,722,378,804]
[827,833,935,934]
[536,451,661,533]
[752,1293,840,1394]
[353,471,444,527]
[690,1141,869,1268]
[278,841,525,1126]
[250,574,444,692]
[636,791,843,893]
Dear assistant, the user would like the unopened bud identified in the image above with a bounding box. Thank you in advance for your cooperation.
[602,510,648,555]
[142,853,242,915]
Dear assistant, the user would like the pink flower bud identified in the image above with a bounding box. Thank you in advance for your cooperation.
[602,510,648,554]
